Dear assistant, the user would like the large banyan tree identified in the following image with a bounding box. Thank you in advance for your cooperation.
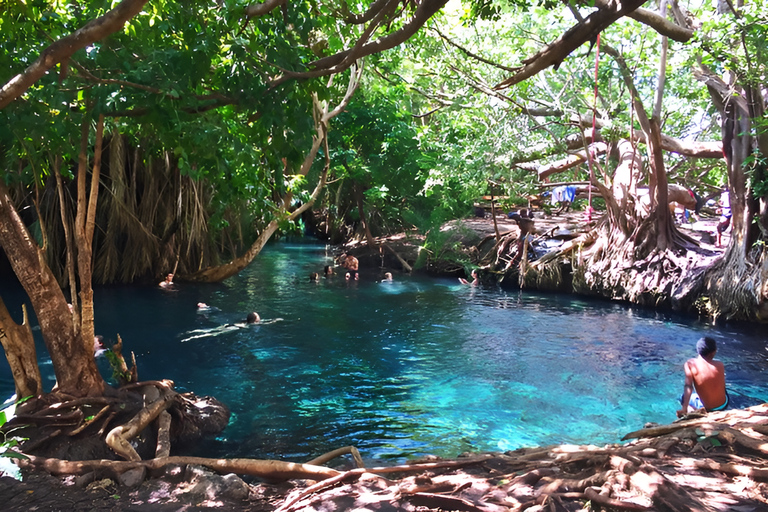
[390,0,768,321]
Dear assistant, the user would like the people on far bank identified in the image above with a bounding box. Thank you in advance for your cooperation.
[339,253,359,280]
[677,336,729,417]
[459,269,479,286]
[716,187,731,247]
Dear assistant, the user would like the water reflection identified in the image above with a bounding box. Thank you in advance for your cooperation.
[1,241,766,463]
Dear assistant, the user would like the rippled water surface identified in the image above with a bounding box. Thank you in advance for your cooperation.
[2,241,767,463]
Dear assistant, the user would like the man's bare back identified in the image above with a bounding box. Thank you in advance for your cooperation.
[678,337,727,416]
[344,255,359,271]
[339,253,359,280]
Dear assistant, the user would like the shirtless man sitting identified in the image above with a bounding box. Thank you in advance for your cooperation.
[677,337,728,417]
[339,253,359,280]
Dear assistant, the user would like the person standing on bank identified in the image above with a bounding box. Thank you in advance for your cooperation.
[716,187,731,247]
[677,336,729,417]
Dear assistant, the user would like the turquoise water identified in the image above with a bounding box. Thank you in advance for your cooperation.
[2,241,767,463]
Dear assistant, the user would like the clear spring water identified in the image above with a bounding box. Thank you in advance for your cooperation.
[1,241,767,464]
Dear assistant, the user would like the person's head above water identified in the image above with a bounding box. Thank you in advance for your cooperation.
[246,312,260,324]
[696,336,717,358]
[324,265,334,275]
[309,272,319,281]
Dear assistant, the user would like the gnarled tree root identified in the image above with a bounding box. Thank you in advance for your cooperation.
[18,454,342,482]
[105,385,175,461]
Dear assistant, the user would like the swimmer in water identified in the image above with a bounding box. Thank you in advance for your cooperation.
[459,269,479,286]
[180,311,283,342]
[159,273,175,288]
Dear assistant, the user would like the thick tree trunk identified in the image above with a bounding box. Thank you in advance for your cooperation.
[0,181,104,397]
[75,114,104,353]
[353,182,378,251]
[648,118,671,250]
[0,299,42,398]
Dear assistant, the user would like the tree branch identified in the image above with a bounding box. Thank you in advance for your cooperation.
[343,0,392,24]
[432,27,517,72]
[592,0,694,42]
[273,0,448,84]
[245,0,287,18]
[494,0,647,90]
[0,0,150,109]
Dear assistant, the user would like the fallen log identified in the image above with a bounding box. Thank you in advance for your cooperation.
[383,243,413,273]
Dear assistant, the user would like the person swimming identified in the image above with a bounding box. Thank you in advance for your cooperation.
[459,269,479,286]
[180,311,283,342]
[159,273,175,288]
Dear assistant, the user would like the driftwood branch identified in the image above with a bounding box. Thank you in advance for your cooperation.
[306,445,365,468]
[383,243,413,273]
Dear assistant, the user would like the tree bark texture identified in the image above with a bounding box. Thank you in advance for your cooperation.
[75,114,104,355]
[0,181,104,396]
[0,299,42,398]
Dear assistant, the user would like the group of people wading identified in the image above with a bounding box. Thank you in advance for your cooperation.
[309,252,394,283]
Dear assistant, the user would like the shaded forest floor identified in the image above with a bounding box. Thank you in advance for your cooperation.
[3,404,768,511]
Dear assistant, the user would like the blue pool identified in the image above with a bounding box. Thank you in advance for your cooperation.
[1,241,766,463]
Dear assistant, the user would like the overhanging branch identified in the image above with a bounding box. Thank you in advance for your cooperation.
[272,0,448,85]
[494,0,647,90]
[0,0,150,109]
